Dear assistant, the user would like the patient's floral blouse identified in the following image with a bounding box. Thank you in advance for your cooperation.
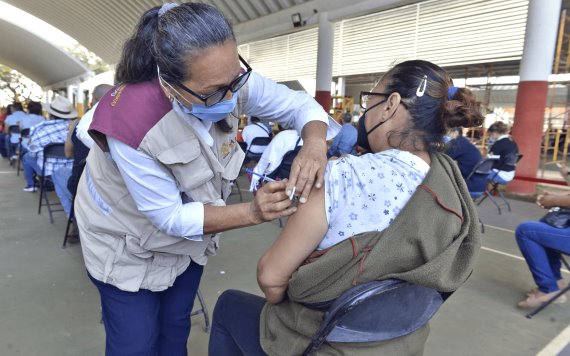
[320,149,430,250]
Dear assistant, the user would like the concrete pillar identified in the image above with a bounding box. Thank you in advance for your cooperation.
[76,81,84,117]
[315,12,333,112]
[510,0,562,194]
[337,77,346,97]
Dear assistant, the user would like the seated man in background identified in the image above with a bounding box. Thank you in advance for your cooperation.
[241,116,272,154]
[487,121,518,184]
[249,129,302,192]
[52,84,111,216]
[327,111,357,157]
[21,96,75,192]
[445,127,486,193]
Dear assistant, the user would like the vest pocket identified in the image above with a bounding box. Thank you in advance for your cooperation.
[156,140,215,191]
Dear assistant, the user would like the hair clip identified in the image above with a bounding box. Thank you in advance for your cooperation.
[416,75,427,97]
[447,86,459,100]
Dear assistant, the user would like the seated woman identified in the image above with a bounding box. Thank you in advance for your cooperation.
[486,121,519,184]
[208,60,483,355]
[516,191,570,308]
[445,127,486,193]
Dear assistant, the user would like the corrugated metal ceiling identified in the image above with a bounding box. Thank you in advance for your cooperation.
[2,0,312,65]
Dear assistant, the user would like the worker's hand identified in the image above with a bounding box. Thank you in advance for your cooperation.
[287,137,328,204]
[249,180,297,224]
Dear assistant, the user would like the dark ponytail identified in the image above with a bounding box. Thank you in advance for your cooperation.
[381,60,484,152]
[115,6,161,84]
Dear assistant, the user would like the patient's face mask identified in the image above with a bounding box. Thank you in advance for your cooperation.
[356,99,388,152]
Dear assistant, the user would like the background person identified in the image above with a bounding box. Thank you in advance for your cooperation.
[1,102,26,160]
[515,192,570,308]
[19,101,45,153]
[209,59,484,355]
[445,127,486,193]
[249,128,302,191]
[21,96,75,192]
[75,84,114,149]
[73,3,338,355]
[327,110,357,157]
[487,121,518,184]
[241,115,272,154]
[52,84,112,219]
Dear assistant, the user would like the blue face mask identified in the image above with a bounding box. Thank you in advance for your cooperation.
[157,67,238,123]
[179,94,238,122]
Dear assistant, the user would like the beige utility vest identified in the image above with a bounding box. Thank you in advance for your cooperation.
[75,100,246,292]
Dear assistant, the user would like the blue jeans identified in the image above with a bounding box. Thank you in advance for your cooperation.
[4,133,16,158]
[89,261,204,356]
[52,166,73,217]
[209,290,266,356]
[515,221,570,293]
[0,133,6,157]
[22,152,41,187]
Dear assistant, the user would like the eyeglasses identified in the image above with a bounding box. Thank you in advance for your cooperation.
[360,91,390,109]
[175,55,252,107]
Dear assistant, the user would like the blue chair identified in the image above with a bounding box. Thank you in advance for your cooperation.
[466,157,499,233]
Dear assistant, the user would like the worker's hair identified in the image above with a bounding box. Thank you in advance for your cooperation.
[115,3,235,85]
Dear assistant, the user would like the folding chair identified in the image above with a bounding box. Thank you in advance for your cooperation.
[476,153,522,215]
[191,289,211,332]
[302,279,444,356]
[37,143,66,223]
[232,136,273,202]
[16,128,30,176]
[465,157,499,233]
[526,251,570,319]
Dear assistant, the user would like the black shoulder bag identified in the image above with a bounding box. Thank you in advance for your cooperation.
[540,207,570,229]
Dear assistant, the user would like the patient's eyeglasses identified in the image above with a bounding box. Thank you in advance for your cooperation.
[360,91,390,109]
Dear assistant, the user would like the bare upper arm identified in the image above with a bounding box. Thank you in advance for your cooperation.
[257,185,328,288]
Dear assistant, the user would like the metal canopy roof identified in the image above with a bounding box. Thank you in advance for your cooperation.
[2,0,314,66]
[2,0,423,64]
[0,18,89,87]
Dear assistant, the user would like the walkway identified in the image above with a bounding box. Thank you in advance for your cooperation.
[0,158,569,355]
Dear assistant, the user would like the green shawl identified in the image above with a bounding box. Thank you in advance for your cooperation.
[260,153,481,356]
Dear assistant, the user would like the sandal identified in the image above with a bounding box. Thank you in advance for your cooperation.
[526,280,569,296]
[518,291,567,309]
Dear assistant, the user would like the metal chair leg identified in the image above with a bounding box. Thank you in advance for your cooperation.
[190,289,210,333]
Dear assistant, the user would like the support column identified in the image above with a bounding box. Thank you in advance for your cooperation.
[76,80,84,117]
[510,0,562,194]
[66,85,73,102]
[337,76,346,97]
[315,12,333,112]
